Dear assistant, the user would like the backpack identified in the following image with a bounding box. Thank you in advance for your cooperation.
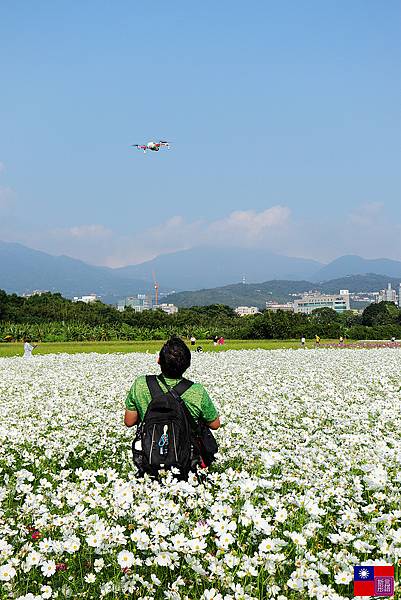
[132,375,199,480]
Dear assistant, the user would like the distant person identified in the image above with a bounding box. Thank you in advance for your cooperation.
[391,336,396,344]
[124,336,220,479]
[23,339,37,359]
[315,335,320,347]
[301,336,306,348]
[190,335,196,346]
[218,337,225,345]
[213,335,219,347]
[339,336,344,346]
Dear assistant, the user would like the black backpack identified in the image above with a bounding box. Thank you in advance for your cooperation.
[132,375,199,479]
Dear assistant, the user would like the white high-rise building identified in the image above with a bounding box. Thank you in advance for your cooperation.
[154,303,178,315]
[377,283,397,304]
[294,290,350,314]
[73,294,98,304]
[117,294,151,312]
[235,306,260,316]
[265,302,294,312]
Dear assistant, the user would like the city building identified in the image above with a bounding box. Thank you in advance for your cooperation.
[294,290,350,314]
[376,283,398,304]
[265,302,294,312]
[117,294,152,312]
[234,306,260,316]
[22,290,49,297]
[153,303,178,315]
[72,294,98,304]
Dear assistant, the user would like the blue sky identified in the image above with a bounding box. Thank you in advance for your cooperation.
[0,1,400,266]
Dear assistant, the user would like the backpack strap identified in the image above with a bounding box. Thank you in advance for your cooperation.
[146,374,194,399]
[146,374,165,399]
[171,377,194,397]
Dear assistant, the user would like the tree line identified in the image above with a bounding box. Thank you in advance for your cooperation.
[0,290,400,342]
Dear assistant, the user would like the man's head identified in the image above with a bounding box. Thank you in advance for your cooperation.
[159,336,191,378]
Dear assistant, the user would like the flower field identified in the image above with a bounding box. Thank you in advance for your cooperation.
[0,349,400,600]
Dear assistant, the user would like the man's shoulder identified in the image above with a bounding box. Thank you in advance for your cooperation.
[132,375,150,393]
[185,380,207,395]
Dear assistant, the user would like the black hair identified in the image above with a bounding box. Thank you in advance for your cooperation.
[159,336,191,378]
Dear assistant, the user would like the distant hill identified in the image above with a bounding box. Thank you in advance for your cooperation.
[1,239,400,304]
[313,255,401,281]
[0,241,150,300]
[115,246,323,290]
[165,274,401,308]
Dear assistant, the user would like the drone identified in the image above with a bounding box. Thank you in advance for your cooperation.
[131,140,170,153]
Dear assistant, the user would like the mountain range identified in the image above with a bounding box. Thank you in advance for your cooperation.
[0,241,150,300]
[165,274,401,309]
[1,240,401,301]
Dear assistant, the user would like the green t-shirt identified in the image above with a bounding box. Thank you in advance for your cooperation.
[125,374,219,423]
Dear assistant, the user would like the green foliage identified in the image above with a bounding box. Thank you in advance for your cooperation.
[310,307,338,323]
[362,301,400,326]
[0,290,400,342]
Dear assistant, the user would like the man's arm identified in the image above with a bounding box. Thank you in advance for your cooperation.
[201,388,221,430]
[207,416,221,430]
[124,382,139,427]
[124,409,138,427]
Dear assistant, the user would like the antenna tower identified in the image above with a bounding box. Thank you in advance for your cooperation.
[152,271,159,306]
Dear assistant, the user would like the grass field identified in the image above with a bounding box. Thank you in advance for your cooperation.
[0,338,339,357]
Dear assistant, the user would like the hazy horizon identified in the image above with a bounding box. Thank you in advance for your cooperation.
[1,1,400,267]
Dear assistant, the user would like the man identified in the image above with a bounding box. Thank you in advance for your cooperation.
[124,336,220,431]
[23,339,37,359]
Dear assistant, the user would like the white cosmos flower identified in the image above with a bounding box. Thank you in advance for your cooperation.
[64,535,81,553]
[26,550,42,567]
[0,563,17,581]
[40,586,52,599]
[201,589,223,600]
[187,538,207,553]
[117,550,135,568]
[94,558,105,572]
[288,532,307,547]
[275,507,288,523]
[259,538,276,553]
[155,552,173,566]
[335,571,353,584]
[41,560,56,577]
[86,534,102,548]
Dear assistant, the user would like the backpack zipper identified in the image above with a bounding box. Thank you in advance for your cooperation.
[172,423,178,462]
[149,424,156,465]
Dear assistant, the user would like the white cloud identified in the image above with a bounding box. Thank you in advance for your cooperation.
[1,203,400,267]
[208,206,290,241]
[100,206,291,266]
[347,202,385,227]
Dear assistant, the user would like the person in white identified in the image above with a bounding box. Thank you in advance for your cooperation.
[23,340,37,359]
